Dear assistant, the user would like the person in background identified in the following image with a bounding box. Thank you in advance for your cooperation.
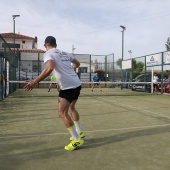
[91,72,102,92]
[0,74,3,85]
[48,74,60,92]
[24,36,84,151]
[168,74,170,80]
[153,73,159,91]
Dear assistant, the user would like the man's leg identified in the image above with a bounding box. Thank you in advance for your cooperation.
[91,83,94,91]
[58,97,78,139]
[99,83,102,91]
[48,83,52,92]
[69,100,84,138]
[153,84,156,91]
[56,83,60,92]
[58,97,84,151]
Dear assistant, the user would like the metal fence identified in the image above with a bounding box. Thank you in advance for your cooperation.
[0,35,19,100]
[16,53,115,83]
[121,51,170,92]
[74,53,115,82]
[13,50,170,86]
[1,37,170,100]
[125,51,170,81]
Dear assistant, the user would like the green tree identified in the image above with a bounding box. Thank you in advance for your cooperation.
[116,58,122,68]
[136,62,144,72]
[132,59,144,78]
[132,59,144,72]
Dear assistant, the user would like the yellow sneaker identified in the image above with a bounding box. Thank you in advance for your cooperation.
[70,131,85,141]
[64,138,84,151]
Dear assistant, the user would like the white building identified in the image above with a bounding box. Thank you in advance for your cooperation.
[0,32,39,50]
[0,33,96,81]
[0,33,46,80]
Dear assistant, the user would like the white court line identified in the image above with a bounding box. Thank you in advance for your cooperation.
[85,123,170,133]
[96,96,170,119]
[0,123,170,139]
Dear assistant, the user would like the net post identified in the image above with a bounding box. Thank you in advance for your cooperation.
[112,53,114,82]
[144,56,146,93]
[90,55,91,82]
[151,66,153,93]
[38,52,40,88]
[161,52,164,94]
[105,55,107,87]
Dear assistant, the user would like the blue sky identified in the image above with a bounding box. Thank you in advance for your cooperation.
[1,0,170,61]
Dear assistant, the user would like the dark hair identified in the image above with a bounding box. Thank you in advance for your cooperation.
[44,36,57,47]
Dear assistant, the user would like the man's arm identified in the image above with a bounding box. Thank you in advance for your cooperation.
[71,58,80,72]
[24,60,54,91]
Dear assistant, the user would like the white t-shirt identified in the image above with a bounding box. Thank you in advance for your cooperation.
[43,48,81,90]
[153,75,158,83]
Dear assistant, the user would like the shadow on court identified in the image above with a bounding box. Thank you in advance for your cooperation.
[83,125,170,149]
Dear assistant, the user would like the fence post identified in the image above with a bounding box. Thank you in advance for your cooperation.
[113,53,114,82]
[161,52,164,94]
[151,66,153,94]
[0,58,3,100]
[38,52,40,88]
[144,56,146,92]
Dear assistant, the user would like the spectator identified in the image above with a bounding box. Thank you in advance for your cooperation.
[153,73,159,91]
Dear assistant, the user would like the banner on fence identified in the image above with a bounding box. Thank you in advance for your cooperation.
[146,53,161,66]
[122,59,132,69]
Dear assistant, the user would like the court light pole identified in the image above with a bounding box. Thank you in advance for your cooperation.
[72,45,76,54]
[120,25,126,61]
[12,15,20,54]
[120,25,126,89]
[128,50,132,59]
[128,50,132,81]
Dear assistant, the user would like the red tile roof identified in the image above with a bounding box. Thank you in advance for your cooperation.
[19,49,45,53]
[0,33,35,40]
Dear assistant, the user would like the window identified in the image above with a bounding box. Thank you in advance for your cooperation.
[78,67,88,73]
[32,61,41,72]
[3,43,20,48]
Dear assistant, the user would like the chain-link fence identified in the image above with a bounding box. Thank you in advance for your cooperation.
[16,53,115,88]
[129,52,170,80]
[2,40,170,98]
[121,51,170,93]
[0,35,19,100]
[16,51,170,86]
[74,53,115,82]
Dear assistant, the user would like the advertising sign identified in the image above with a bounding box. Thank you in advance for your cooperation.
[122,59,132,69]
[146,53,161,66]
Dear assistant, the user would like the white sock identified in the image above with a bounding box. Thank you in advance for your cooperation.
[67,125,79,141]
[74,120,81,133]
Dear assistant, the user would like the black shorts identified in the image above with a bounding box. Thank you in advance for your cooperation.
[94,83,99,86]
[153,84,158,88]
[59,85,81,103]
